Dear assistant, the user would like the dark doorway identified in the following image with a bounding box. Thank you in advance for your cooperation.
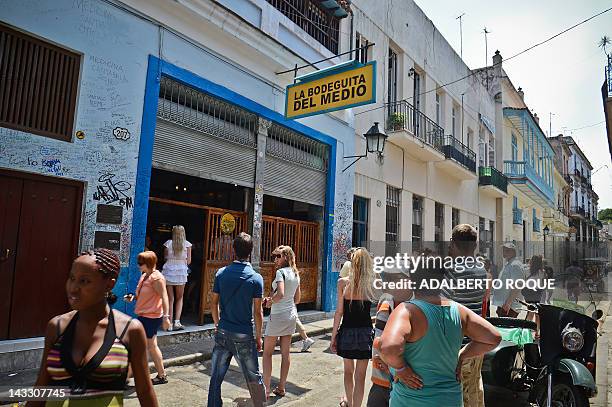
[147,168,252,322]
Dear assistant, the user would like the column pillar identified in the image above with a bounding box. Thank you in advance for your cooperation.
[251,118,272,271]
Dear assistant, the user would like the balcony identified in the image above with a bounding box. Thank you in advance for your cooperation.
[594,219,603,229]
[266,0,346,54]
[563,174,573,186]
[513,208,523,225]
[544,207,570,231]
[479,166,508,197]
[570,205,586,218]
[436,135,477,180]
[384,100,446,163]
[533,217,541,232]
[504,160,555,206]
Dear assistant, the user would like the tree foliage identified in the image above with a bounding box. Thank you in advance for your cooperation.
[599,208,612,222]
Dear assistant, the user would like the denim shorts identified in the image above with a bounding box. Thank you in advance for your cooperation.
[138,316,162,338]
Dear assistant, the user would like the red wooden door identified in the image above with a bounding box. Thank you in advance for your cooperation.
[0,171,83,339]
[0,176,23,338]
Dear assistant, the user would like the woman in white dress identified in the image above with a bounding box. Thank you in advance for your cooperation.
[262,245,301,399]
[162,225,192,331]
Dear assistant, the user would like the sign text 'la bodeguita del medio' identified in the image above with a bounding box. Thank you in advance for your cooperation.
[285,61,376,119]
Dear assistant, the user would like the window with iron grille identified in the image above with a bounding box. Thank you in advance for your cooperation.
[352,196,369,249]
[452,208,460,228]
[0,23,80,142]
[489,220,495,243]
[435,93,441,125]
[266,0,340,54]
[267,123,328,172]
[412,195,423,243]
[355,32,369,64]
[158,76,257,147]
[452,105,458,137]
[385,186,400,256]
[434,202,444,242]
[479,217,486,241]
[387,48,398,107]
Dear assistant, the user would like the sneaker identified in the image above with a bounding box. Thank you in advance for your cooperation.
[301,338,315,352]
[173,321,184,331]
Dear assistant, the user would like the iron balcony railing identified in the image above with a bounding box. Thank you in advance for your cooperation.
[563,174,573,186]
[504,160,554,202]
[533,217,541,232]
[440,135,476,172]
[570,206,585,217]
[513,208,523,225]
[384,100,445,150]
[594,219,603,229]
[478,166,508,193]
[266,0,340,54]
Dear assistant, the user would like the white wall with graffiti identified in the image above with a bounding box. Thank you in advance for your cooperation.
[0,0,158,275]
[1,0,358,311]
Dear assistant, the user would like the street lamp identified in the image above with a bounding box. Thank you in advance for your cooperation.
[342,122,388,172]
[543,225,550,259]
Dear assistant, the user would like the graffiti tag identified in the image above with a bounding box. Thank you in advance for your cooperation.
[93,172,133,209]
[113,127,130,141]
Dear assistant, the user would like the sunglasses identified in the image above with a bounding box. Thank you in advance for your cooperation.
[272,254,282,259]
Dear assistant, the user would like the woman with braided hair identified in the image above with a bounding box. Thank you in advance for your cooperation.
[30,249,158,407]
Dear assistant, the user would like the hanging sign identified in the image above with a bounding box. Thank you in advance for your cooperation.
[285,61,376,119]
[220,213,236,235]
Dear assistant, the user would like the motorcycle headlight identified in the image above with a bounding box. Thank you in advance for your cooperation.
[562,327,584,352]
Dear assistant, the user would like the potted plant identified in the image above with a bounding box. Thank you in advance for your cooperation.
[388,112,405,130]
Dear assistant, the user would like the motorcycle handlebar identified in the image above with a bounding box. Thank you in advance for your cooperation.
[516,299,539,312]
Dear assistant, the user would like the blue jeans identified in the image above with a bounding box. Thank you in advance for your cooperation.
[207,329,265,407]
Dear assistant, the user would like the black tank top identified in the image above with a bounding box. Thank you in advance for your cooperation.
[341,299,372,328]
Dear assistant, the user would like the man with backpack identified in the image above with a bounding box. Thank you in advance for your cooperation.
[208,232,266,407]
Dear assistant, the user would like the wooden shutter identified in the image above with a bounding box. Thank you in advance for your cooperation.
[0,23,80,141]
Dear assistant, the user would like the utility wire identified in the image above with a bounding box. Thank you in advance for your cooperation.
[356,6,612,116]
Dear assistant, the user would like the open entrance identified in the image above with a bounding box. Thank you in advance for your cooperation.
[260,196,323,307]
[146,77,329,324]
[147,168,250,324]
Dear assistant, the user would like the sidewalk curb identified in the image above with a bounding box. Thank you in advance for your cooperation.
[153,325,334,371]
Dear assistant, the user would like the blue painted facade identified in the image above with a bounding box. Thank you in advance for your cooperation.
[503,108,555,207]
[0,0,356,322]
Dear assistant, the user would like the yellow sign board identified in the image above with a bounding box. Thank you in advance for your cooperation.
[285,61,376,119]
[220,213,236,235]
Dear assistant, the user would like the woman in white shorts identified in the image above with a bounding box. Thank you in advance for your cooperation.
[162,225,191,331]
[262,245,301,398]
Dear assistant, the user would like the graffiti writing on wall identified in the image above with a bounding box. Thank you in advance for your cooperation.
[332,194,353,271]
[93,172,133,209]
[113,127,130,141]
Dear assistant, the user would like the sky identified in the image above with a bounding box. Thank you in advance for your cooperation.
[414,0,612,210]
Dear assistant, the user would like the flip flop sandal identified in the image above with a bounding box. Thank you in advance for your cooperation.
[272,387,286,397]
[339,400,349,407]
[151,375,168,385]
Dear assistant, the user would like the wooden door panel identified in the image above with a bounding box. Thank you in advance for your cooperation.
[199,208,247,323]
[0,176,23,339]
[10,180,80,338]
[260,216,320,305]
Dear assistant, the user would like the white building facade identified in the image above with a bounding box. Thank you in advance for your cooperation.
[349,0,505,258]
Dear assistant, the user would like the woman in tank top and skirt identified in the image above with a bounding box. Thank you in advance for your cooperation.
[331,248,375,407]
[161,225,192,331]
